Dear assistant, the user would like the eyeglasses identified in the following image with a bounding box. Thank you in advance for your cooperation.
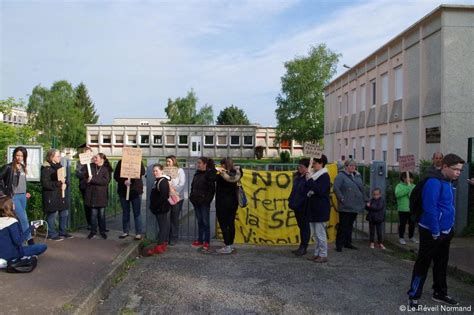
[449,166,462,172]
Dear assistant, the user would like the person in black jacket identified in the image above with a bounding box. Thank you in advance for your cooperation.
[189,157,217,251]
[0,146,34,244]
[365,188,386,250]
[75,146,94,230]
[41,149,71,241]
[305,155,331,263]
[149,164,171,254]
[114,160,145,240]
[85,153,112,239]
[288,158,310,256]
[215,158,242,255]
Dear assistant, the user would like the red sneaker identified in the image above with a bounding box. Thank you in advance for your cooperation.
[203,242,209,251]
[191,241,203,248]
[154,244,166,254]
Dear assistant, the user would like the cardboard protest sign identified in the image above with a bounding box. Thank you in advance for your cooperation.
[57,167,66,198]
[163,166,179,179]
[79,152,94,178]
[120,147,143,200]
[304,143,323,159]
[120,147,143,179]
[399,155,416,172]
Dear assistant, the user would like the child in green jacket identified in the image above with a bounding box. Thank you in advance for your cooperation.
[395,172,416,245]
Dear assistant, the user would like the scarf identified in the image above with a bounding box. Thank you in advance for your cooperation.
[310,167,328,181]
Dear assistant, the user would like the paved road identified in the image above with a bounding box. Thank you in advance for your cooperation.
[96,241,474,314]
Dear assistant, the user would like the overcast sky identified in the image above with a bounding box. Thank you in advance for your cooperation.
[1,0,472,126]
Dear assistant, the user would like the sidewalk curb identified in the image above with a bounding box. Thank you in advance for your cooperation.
[60,241,139,315]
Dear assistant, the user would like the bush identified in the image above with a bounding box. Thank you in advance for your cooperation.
[279,150,291,163]
[254,146,264,160]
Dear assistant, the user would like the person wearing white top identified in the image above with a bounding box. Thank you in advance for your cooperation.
[165,156,186,245]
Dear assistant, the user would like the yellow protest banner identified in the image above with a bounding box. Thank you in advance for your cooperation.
[229,164,339,245]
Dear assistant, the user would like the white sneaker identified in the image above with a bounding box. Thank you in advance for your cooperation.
[216,246,233,254]
[410,237,419,244]
[399,238,407,245]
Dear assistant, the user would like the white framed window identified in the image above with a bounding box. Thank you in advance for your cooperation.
[114,134,124,144]
[360,136,365,161]
[370,135,376,161]
[230,135,240,146]
[140,135,150,144]
[153,135,162,145]
[351,89,357,114]
[381,134,387,162]
[393,132,402,162]
[338,96,342,117]
[243,135,253,146]
[166,135,175,145]
[127,134,137,144]
[102,135,111,144]
[217,135,227,146]
[381,73,388,105]
[345,92,349,115]
[394,66,403,101]
[371,79,376,107]
[360,84,366,112]
[90,134,99,144]
[352,137,356,160]
[178,135,188,145]
[204,135,214,145]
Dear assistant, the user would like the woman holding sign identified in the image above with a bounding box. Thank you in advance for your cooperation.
[189,157,217,251]
[215,158,242,254]
[165,155,186,245]
[0,146,34,245]
[41,149,71,241]
[85,153,113,239]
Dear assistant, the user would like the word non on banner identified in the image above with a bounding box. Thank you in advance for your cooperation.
[232,164,338,245]
[120,147,143,179]
[399,155,416,172]
[304,143,323,159]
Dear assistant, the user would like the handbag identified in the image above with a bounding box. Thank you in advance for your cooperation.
[237,181,248,208]
[168,183,180,206]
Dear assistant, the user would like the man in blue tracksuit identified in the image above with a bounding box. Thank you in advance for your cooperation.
[407,154,465,308]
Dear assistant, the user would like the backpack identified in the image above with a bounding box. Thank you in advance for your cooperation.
[409,177,442,223]
[6,256,37,273]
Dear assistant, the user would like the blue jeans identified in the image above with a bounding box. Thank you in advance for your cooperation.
[91,208,106,234]
[13,194,31,240]
[23,244,47,257]
[119,195,143,234]
[194,205,210,243]
[46,210,69,238]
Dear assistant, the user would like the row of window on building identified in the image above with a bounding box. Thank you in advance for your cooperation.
[89,134,255,147]
[335,66,403,117]
[338,133,403,164]
[2,114,26,124]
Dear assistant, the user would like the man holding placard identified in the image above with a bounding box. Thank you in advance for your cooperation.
[114,157,145,241]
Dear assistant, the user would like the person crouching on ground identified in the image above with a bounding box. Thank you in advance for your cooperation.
[215,157,242,255]
[305,155,331,263]
[0,195,47,262]
[149,164,171,254]
[189,157,217,251]
[288,158,310,256]
[365,188,386,250]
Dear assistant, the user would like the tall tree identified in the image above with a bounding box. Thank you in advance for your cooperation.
[216,105,250,125]
[75,82,99,124]
[275,44,340,144]
[165,89,214,125]
[27,80,86,148]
